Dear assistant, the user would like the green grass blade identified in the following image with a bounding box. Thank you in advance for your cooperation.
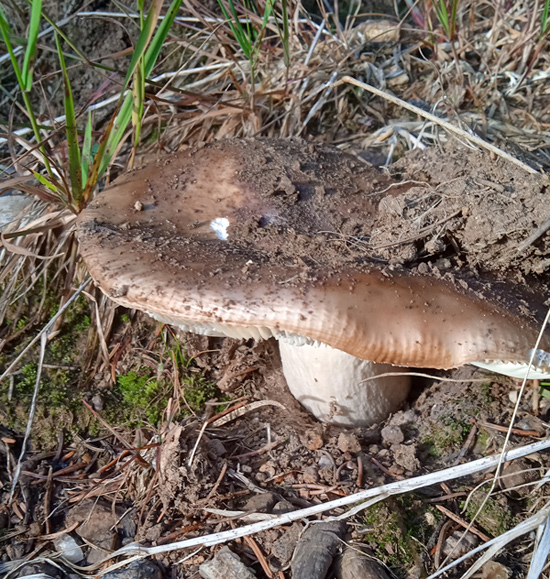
[217,0,253,59]
[132,60,145,148]
[0,7,24,89]
[81,110,93,184]
[32,170,60,194]
[82,106,119,205]
[252,0,275,61]
[123,0,163,90]
[261,0,275,29]
[449,0,458,39]
[280,0,290,69]
[435,1,450,37]
[99,92,132,177]
[99,0,183,177]
[144,0,184,76]
[541,0,550,38]
[0,5,53,176]
[55,33,82,205]
[21,0,42,91]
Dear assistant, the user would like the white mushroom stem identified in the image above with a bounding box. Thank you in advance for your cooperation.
[278,341,411,428]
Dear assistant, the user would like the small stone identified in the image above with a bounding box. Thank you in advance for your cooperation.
[244,492,278,513]
[302,430,324,450]
[259,461,276,478]
[388,410,416,427]
[417,262,429,275]
[65,500,135,564]
[271,523,303,569]
[434,257,452,271]
[334,544,390,578]
[303,466,319,484]
[425,238,445,254]
[101,560,163,579]
[199,546,256,579]
[388,464,404,477]
[54,534,84,563]
[15,562,64,579]
[318,455,333,469]
[481,561,512,579]
[205,439,226,458]
[272,500,296,515]
[337,432,361,453]
[500,459,538,498]
[381,425,404,445]
[92,394,104,411]
[390,444,419,472]
[442,530,479,558]
[144,524,163,542]
[28,521,42,536]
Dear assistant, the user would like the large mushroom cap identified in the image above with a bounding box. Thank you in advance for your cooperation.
[76,138,550,372]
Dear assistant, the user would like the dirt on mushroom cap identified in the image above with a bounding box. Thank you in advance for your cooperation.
[76,137,550,369]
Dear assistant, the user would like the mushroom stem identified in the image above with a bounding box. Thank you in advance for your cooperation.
[278,341,410,427]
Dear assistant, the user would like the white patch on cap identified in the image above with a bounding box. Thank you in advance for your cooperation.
[210,217,230,240]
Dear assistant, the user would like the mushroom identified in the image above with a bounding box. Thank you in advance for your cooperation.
[76,138,550,427]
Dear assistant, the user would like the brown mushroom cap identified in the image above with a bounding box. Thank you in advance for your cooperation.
[76,138,550,370]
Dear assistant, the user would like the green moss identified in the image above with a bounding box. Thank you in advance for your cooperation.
[479,382,494,405]
[113,363,218,427]
[363,501,415,575]
[423,415,472,457]
[182,373,217,412]
[463,492,515,537]
[362,496,443,576]
[116,370,165,425]
[476,430,490,450]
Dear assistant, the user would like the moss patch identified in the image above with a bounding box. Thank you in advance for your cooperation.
[362,496,440,576]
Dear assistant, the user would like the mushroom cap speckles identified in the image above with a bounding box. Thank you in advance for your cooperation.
[76,138,550,370]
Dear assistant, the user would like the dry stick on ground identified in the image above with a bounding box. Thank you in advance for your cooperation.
[337,76,539,175]
[434,504,491,543]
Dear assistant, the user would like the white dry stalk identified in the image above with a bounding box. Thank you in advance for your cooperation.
[428,504,550,579]
[9,328,49,503]
[528,515,550,579]
[81,438,550,574]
